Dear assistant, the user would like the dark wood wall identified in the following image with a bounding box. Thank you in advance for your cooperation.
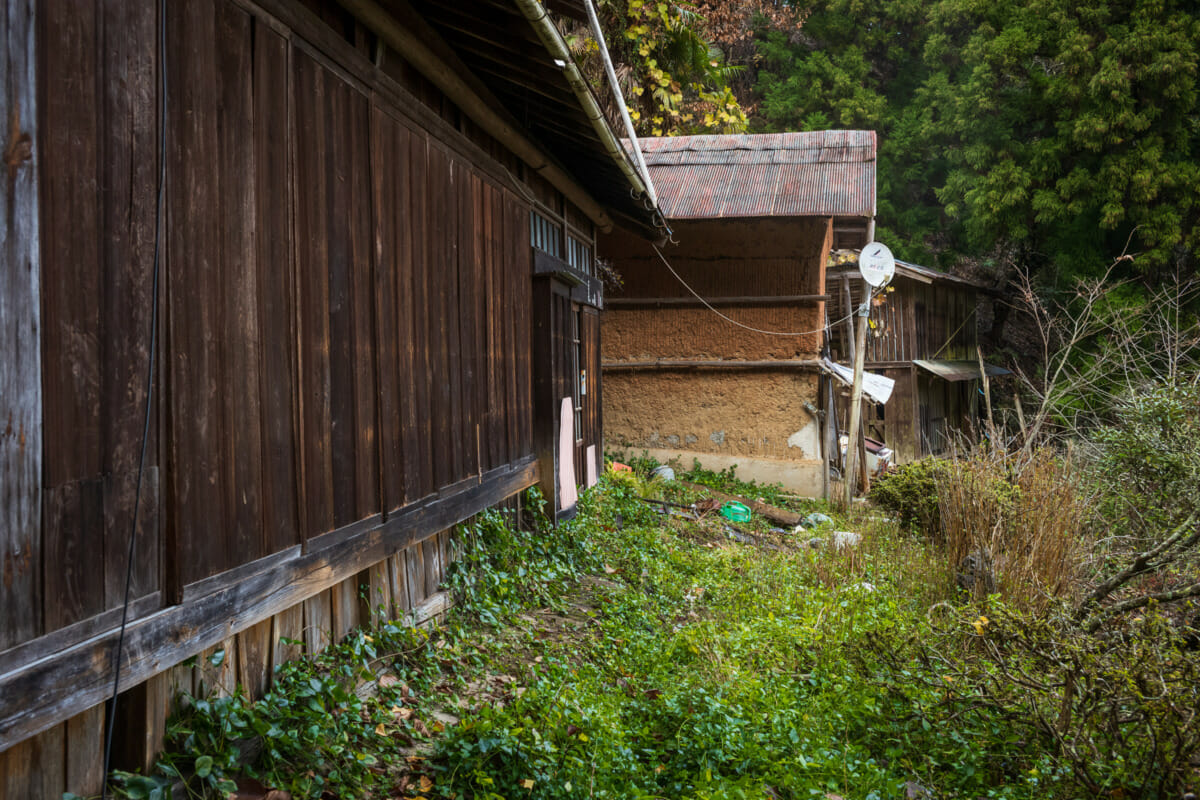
[828,276,979,365]
[532,281,603,515]
[8,0,538,720]
[827,274,982,462]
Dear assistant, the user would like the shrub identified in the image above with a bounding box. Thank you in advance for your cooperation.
[936,449,1088,609]
[1092,381,1200,546]
[862,600,1200,798]
[868,458,947,536]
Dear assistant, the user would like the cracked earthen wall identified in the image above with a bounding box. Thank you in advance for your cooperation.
[599,218,831,493]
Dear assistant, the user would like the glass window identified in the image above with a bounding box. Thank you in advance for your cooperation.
[530,210,561,257]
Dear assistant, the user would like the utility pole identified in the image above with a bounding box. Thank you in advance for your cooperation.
[841,242,895,510]
[842,289,872,509]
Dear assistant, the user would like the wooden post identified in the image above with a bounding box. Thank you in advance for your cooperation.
[1,0,42,650]
[842,291,872,509]
[824,376,836,501]
[976,348,995,444]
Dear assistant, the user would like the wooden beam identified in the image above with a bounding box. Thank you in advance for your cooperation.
[1,0,41,651]
[602,360,821,371]
[0,457,537,751]
[605,295,828,308]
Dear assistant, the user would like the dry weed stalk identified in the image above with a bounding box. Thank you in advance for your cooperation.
[937,448,1089,611]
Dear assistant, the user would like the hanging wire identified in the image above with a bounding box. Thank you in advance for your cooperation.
[101,0,166,794]
[652,243,854,337]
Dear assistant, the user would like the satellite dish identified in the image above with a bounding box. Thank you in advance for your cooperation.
[859,242,896,288]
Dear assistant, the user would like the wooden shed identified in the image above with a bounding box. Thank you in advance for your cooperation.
[0,0,658,790]
[825,253,1007,464]
[599,132,875,495]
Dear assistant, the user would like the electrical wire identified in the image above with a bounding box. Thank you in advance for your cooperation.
[652,243,856,337]
[101,0,165,794]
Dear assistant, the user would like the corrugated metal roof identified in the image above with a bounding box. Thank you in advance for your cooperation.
[914,360,1011,382]
[630,131,876,220]
[827,251,992,291]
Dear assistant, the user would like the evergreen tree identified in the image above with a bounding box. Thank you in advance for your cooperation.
[755,0,1200,280]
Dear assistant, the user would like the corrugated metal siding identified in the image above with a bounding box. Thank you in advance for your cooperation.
[634,131,876,219]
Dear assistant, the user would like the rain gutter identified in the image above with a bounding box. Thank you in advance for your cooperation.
[580,0,658,208]
[512,0,656,211]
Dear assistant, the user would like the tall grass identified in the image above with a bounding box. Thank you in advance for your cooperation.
[937,448,1090,611]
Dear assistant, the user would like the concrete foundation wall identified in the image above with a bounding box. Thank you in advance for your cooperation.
[616,448,824,496]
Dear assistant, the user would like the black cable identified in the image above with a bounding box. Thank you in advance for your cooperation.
[101,0,166,794]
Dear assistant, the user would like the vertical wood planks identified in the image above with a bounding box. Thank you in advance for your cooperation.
[330,575,360,642]
[254,23,301,555]
[37,0,102,628]
[408,129,434,498]
[98,0,160,606]
[0,722,64,798]
[389,550,414,615]
[237,619,274,700]
[66,704,104,797]
[303,589,333,654]
[503,195,524,461]
[363,560,392,625]
[371,107,409,514]
[271,603,304,671]
[37,0,163,615]
[458,171,481,478]
[293,49,336,540]
[167,0,223,585]
[1,0,42,650]
[484,184,506,470]
[427,144,457,487]
[295,50,379,533]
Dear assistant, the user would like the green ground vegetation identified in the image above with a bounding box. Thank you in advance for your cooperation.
[96,419,1200,799]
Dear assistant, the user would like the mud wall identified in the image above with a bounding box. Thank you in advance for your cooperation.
[604,371,822,460]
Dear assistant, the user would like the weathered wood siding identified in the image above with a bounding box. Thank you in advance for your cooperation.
[828,277,978,364]
[2,0,546,760]
[0,527,460,796]
[1,0,40,651]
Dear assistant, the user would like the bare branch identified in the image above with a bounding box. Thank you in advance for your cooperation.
[1075,515,1199,621]
[1082,580,1200,633]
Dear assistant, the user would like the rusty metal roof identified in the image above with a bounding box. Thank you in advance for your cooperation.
[826,251,993,291]
[632,131,876,220]
[914,360,1011,382]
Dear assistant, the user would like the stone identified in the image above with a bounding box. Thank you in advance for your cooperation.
[956,548,996,594]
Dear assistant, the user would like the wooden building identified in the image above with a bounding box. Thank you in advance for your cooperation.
[0,0,659,791]
[826,254,1007,464]
[600,132,875,495]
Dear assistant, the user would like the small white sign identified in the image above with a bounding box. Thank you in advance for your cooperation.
[859,242,896,288]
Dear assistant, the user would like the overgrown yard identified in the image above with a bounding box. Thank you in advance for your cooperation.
[107,454,1199,800]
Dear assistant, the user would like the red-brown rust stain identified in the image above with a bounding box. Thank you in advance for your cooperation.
[3,547,31,589]
[5,102,33,226]
[4,104,32,182]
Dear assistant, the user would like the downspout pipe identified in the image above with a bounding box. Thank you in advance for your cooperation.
[512,0,654,208]
[339,0,619,231]
[580,0,657,209]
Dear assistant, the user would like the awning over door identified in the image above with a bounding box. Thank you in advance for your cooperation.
[914,359,1011,382]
